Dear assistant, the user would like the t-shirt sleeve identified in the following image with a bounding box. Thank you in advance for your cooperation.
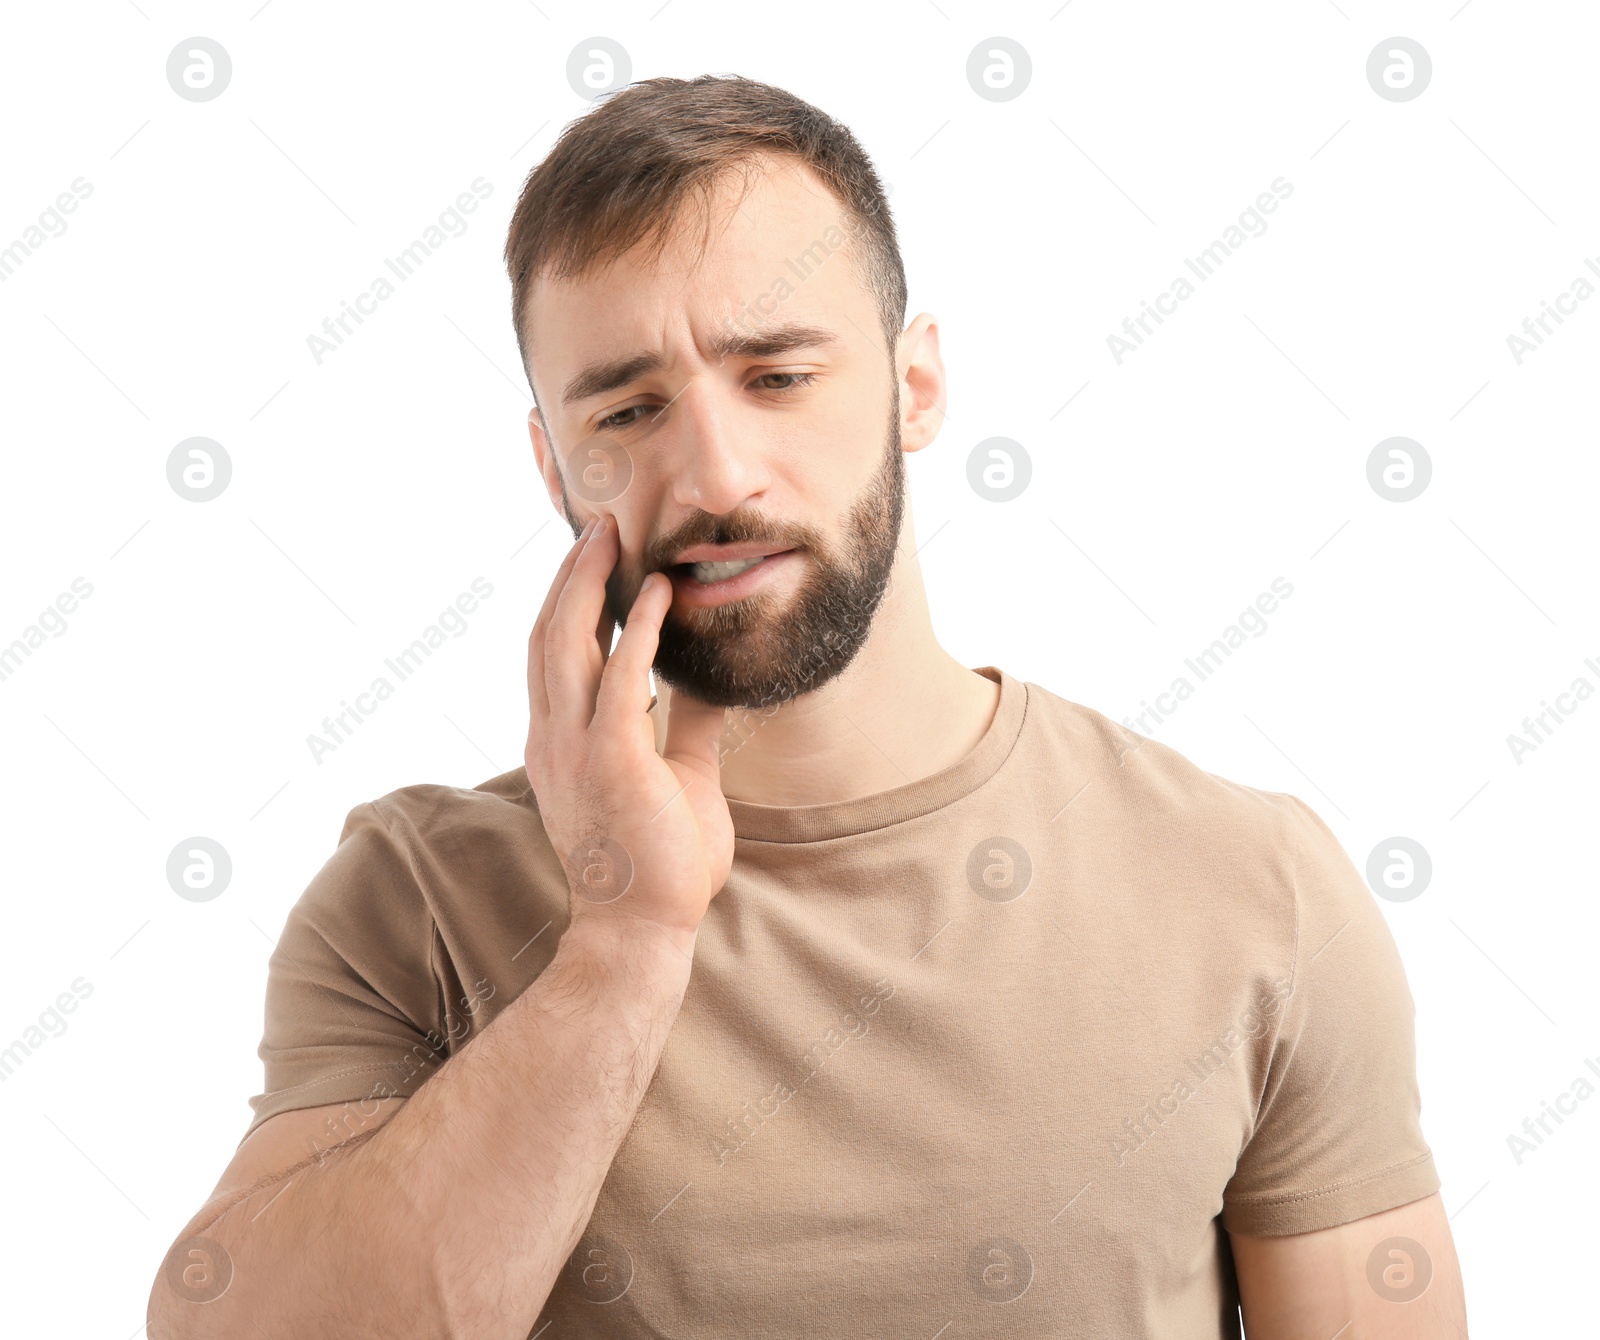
[1221,794,1441,1236]
[240,797,445,1149]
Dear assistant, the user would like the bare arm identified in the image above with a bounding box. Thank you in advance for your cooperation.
[1231,1191,1468,1338]
[151,511,734,1337]
[148,917,694,1338]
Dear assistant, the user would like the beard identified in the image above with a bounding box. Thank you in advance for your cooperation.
[559,385,906,711]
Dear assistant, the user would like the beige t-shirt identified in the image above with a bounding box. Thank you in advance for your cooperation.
[246,665,1440,1337]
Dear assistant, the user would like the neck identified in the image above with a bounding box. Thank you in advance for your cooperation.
[651,508,1002,808]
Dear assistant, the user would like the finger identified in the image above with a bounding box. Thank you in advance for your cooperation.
[660,672,729,785]
[545,513,621,732]
[593,569,672,734]
[528,516,594,725]
[528,516,595,727]
[593,589,618,670]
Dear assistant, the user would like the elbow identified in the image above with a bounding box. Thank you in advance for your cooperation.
[423,1248,560,1340]
[145,1264,189,1340]
[145,1224,246,1340]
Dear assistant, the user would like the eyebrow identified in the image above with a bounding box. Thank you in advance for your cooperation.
[560,321,841,408]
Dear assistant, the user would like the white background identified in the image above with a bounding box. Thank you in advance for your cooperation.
[1,1,1594,1334]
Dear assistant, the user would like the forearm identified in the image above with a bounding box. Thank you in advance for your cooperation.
[151,917,694,1340]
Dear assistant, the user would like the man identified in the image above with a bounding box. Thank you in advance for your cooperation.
[148,75,1466,1338]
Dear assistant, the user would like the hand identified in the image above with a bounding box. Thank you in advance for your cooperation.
[524,514,734,958]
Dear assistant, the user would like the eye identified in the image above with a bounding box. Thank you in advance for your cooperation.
[753,371,818,393]
[597,404,652,432]
[594,372,819,432]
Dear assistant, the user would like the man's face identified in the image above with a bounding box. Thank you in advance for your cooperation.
[523,160,909,710]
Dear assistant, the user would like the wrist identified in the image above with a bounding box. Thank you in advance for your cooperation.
[559,908,700,979]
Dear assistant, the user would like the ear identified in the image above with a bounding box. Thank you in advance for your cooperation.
[895,313,946,455]
[527,406,573,522]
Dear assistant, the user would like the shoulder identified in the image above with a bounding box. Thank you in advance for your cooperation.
[281,768,573,1008]
[359,762,558,868]
[1019,678,1311,854]
[318,766,563,919]
[359,764,540,845]
[1014,679,1358,962]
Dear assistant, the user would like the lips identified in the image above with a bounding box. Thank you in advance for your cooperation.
[668,542,795,566]
[661,547,799,607]
[661,543,798,586]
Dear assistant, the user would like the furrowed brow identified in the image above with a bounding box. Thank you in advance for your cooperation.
[560,322,840,409]
[708,321,841,362]
[561,352,664,409]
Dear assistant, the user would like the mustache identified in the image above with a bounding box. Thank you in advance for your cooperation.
[644,517,814,571]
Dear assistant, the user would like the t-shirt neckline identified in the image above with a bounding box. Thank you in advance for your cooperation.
[698,665,1027,845]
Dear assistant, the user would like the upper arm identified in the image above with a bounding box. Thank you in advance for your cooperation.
[1221,798,1460,1331]
[246,800,446,1129]
[1222,796,1441,1235]
[153,801,436,1327]
[1231,1191,1467,1337]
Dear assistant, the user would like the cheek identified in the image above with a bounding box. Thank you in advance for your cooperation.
[607,509,658,580]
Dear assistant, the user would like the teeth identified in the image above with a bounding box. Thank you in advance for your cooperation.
[689,555,766,583]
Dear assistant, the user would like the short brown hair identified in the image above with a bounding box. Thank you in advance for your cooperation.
[502,74,906,404]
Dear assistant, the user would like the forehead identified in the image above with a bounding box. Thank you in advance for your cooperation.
[524,158,873,388]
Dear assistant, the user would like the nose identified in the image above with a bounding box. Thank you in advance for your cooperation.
[664,378,767,515]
